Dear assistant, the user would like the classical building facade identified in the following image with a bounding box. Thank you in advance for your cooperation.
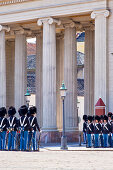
[0,0,113,142]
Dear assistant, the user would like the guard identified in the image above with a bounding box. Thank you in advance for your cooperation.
[7,106,18,151]
[94,115,101,148]
[83,115,87,144]
[102,115,110,147]
[108,112,112,147]
[18,105,30,151]
[111,115,113,147]
[28,106,40,151]
[100,115,104,147]
[0,107,8,150]
[86,116,94,148]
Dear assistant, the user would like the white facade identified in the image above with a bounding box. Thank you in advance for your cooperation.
[0,0,112,142]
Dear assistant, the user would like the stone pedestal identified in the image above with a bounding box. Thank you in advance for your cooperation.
[84,27,95,115]
[91,10,109,110]
[14,34,27,111]
[6,40,15,108]
[64,23,78,131]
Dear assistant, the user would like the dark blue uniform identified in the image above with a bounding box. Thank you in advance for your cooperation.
[86,122,94,147]
[7,116,18,150]
[0,117,8,150]
[102,123,110,147]
[94,123,101,147]
[18,116,30,151]
[28,116,40,150]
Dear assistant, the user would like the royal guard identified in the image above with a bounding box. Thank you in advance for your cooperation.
[83,115,87,144]
[7,106,18,151]
[28,106,40,151]
[108,112,112,147]
[100,115,104,147]
[86,116,94,148]
[111,115,113,147]
[94,115,101,148]
[0,107,8,150]
[18,105,30,151]
[102,115,110,147]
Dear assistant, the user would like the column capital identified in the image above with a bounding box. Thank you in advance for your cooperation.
[0,25,10,32]
[83,24,95,31]
[91,9,110,19]
[37,17,61,26]
[56,33,64,39]
[14,29,32,36]
[63,22,82,30]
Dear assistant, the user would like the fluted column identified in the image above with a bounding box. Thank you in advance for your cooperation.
[37,18,61,131]
[0,25,10,107]
[36,32,43,127]
[6,39,15,108]
[56,33,64,131]
[91,10,109,110]
[64,23,77,131]
[84,26,95,115]
[14,33,27,110]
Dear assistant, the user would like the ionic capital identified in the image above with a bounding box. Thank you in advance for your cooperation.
[56,33,64,39]
[64,22,82,30]
[83,24,95,31]
[91,9,110,19]
[0,25,10,32]
[37,18,61,26]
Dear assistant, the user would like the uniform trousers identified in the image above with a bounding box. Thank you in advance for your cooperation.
[8,131,16,150]
[83,132,86,144]
[28,131,37,150]
[0,131,6,150]
[94,134,99,147]
[100,134,104,147]
[87,134,92,147]
[20,131,28,151]
[103,134,108,147]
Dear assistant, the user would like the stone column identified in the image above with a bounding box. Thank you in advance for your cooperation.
[91,10,109,110]
[14,33,27,111]
[6,39,15,108]
[0,25,10,107]
[37,18,61,136]
[84,26,95,115]
[64,23,78,135]
[36,32,43,127]
[56,33,64,131]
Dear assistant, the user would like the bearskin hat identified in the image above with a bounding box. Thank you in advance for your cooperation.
[108,112,112,117]
[0,107,7,117]
[83,115,87,121]
[29,106,37,115]
[88,115,93,122]
[20,105,28,116]
[92,115,95,121]
[95,115,100,122]
[104,115,108,121]
[8,106,16,116]
[100,115,104,120]
[111,115,113,120]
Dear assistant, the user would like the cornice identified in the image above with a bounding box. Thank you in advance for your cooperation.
[0,0,37,6]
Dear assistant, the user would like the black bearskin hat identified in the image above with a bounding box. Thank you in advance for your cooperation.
[29,106,37,115]
[111,115,113,120]
[20,105,28,116]
[92,115,95,121]
[88,115,93,122]
[95,115,100,122]
[104,115,108,121]
[8,106,16,116]
[100,115,104,120]
[0,107,7,117]
[83,115,87,121]
[108,112,112,117]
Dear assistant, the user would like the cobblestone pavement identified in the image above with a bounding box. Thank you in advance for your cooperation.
[0,147,113,170]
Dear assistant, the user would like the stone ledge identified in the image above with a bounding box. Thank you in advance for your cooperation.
[0,0,36,6]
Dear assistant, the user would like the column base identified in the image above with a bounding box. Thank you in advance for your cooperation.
[61,136,68,150]
[38,129,79,143]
